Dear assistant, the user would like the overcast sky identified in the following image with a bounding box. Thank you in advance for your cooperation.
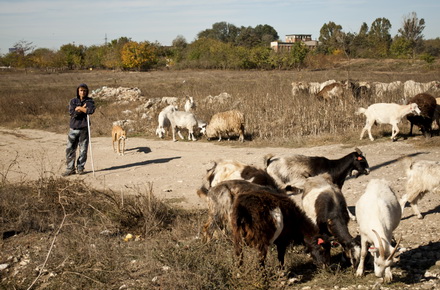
[0,0,439,55]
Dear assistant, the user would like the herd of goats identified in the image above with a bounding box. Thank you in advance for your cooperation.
[107,80,440,283]
[194,148,438,283]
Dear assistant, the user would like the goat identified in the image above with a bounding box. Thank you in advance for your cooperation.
[202,110,245,142]
[433,97,440,131]
[302,173,360,267]
[406,93,437,138]
[184,96,196,112]
[357,102,421,141]
[231,188,331,267]
[155,104,177,138]
[316,82,345,101]
[199,179,281,242]
[355,179,402,283]
[197,159,279,198]
[165,109,198,141]
[399,157,440,219]
[264,148,370,193]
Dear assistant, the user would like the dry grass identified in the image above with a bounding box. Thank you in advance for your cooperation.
[0,59,439,148]
[1,60,439,289]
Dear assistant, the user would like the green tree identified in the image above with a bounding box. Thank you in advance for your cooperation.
[398,12,425,59]
[7,40,35,68]
[390,36,413,58]
[104,37,131,69]
[318,22,344,54]
[197,21,239,43]
[254,24,279,45]
[84,45,107,69]
[368,17,392,57]
[58,43,85,69]
[288,42,309,70]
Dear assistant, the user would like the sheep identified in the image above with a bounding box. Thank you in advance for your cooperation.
[355,179,402,283]
[403,80,440,99]
[199,180,282,242]
[155,104,177,138]
[203,110,245,142]
[372,81,403,98]
[357,102,421,141]
[165,109,198,141]
[399,157,440,219]
[302,173,360,267]
[406,93,437,138]
[231,188,331,268]
[264,148,370,193]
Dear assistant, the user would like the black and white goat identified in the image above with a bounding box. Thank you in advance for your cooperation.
[399,157,440,219]
[264,148,370,192]
[231,187,331,267]
[355,179,402,283]
[302,173,360,267]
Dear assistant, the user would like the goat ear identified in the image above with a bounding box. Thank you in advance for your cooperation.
[368,246,378,254]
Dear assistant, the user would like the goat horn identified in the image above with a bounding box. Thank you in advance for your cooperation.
[372,229,385,258]
[355,147,362,155]
[387,236,402,261]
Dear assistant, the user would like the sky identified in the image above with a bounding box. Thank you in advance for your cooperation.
[1,0,439,55]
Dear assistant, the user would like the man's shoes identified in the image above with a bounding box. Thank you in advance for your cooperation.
[77,169,85,175]
[62,169,76,177]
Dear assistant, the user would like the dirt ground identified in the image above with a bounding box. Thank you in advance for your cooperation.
[1,127,440,285]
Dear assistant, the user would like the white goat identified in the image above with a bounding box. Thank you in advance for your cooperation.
[399,157,440,219]
[184,96,196,112]
[155,104,177,138]
[203,110,245,142]
[165,109,198,141]
[357,103,421,141]
[355,179,402,283]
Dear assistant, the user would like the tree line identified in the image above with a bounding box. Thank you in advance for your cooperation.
[1,12,439,71]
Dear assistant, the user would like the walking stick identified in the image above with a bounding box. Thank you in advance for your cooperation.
[87,114,96,177]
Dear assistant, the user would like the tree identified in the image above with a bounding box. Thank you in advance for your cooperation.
[390,36,413,58]
[104,37,131,69]
[398,12,425,59]
[368,18,392,57]
[29,48,56,68]
[58,43,85,69]
[120,41,158,71]
[254,24,279,45]
[318,22,344,54]
[288,42,309,70]
[7,40,35,68]
[197,21,239,43]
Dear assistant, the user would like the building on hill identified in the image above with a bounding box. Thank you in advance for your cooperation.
[271,34,318,52]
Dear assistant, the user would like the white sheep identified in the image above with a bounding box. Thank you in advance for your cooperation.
[355,179,402,283]
[357,103,421,141]
[203,110,245,142]
[404,80,440,99]
[155,104,177,138]
[399,157,440,219]
[165,109,198,141]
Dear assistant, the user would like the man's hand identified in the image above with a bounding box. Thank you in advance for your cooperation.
[75,104,87,113]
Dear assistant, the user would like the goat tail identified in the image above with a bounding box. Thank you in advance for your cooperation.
[356,107,366,115]
[264,154,275,169]
[197,186,209,199]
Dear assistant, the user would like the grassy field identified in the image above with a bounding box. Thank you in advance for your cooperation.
[0,58,439,147]
[1,59,440,289]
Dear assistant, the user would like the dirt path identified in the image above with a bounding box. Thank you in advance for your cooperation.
[1,127,440,253]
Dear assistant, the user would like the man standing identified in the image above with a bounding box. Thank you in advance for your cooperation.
[62,83,96,176]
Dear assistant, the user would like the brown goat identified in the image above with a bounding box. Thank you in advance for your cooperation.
[200,180,282,242]
[231,189,331,267]
[407,93,437,137]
